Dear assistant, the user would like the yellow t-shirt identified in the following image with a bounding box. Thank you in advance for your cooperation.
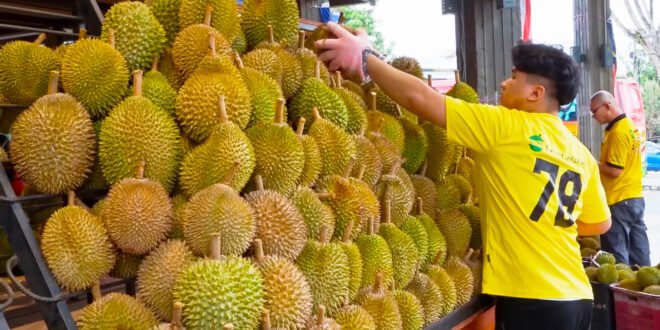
[445,96,610,300]
[600,114,644,205]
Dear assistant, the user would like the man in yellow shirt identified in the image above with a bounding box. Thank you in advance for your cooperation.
[590,91,649,266]
[316,24,611,329]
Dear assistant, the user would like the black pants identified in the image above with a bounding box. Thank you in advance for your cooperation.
[600,197,650,266]
[495,296,593,330]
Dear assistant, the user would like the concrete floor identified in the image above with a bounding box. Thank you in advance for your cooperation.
[643,171,660,264]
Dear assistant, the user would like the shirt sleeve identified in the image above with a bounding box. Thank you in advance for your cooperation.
[578,161,611,223]
[603,130,631,169]
[445,96,514,153]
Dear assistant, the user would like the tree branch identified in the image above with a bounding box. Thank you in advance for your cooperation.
[634,0,654,31]
[612,12,639,38]
[624,0,653,34]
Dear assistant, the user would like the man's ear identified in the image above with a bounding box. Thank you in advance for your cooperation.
[529,84,546,102]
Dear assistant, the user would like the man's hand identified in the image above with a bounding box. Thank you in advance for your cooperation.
[315,22,373,81]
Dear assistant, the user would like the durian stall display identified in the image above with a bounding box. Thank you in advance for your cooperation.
[0,0,490,327]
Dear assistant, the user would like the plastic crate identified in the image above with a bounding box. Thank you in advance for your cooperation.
[591,281,615,330]
[611,284,660,330]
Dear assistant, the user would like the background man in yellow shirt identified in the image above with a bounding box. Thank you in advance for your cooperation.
[590,91,649,266]
[316,24,611,330]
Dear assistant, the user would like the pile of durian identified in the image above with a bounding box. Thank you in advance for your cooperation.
[0,0,484,328]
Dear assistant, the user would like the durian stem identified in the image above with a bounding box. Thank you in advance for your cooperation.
[342,219,354,243]
[382,199,391,224]
[267,25,275,44]
[454,70,461,84]
[132,70,143,97]
[356,164,366,181]
[315,61,321,80]
[91,281,102,301]
[262,309,271,330]
[218,95,229,123]
[390,158,404,175]
[342,158,356,178]
[208,31,217,57]
[298,30,306,49]
[34,33,46,45]
[223,324,234,330]
[427,74,433,87]
[221,162,241,185]
[367,217,374,235]
[311,107,321,121]
[329,75,336,88]
[66,191,75,206]
[463,248,475,263]
[335,71,343,87]
[47,71,59,95]
[136,160,146,179]
[393,104,403,117]
[210,233,224,260]
[316,192,334,200]
[319,225,329,244]
[316,305,326,327]
[420,160,428,177]
[373,273,383,293]
[369,92,377,111]
[253,239,265,263]
[358,126,366,137]
[78,28,87,40]
[151,55,160,72]
[107,28,116,49]
[74,198,92,212]
[172,302,184,329]
[274,98,285,124]
[254,175,264,192]
[234,51,245,69]
[203,5,213,26]
[416,197,424,216]
[296,118,306,137]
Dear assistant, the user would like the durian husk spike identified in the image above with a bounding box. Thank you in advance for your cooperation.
[262,309,271,330]
[132,70,143,96]
[427,74,433,87]
[66,191,75,206]
[454,70,461,84]
[335,71,343,87]
[218,95,229,123]
[296,117,306,137]
[47,71,59,95]
[319,225,329,244]
[107,28,116,49]
[220,162,241,185]
[315,61,321,79]
[342,157,356,178]
[316,192,335,200]
[382,199,392,224]
[223,324,234,330]
[210,233,225,260]
[135,160,146,179]
[208,30,217,57]
[312,107,321,120]
[267,25,275,44]
[356,164,366,181]
[416,197,424,216]
[341,219,354,243]
[419,160,428,177]
[373,273,384,293]
[34,33,46,45]
[274,98,285,124]
[316,305,326,327]
[254,175,265,192]
[151,55,160,72]
[298,30,306,49]
[78,28,87,40]
[369,91,377,111]
[91,281,102,301]
[203,5,213,26]
[172,302,184,329]
[253,239,265,263]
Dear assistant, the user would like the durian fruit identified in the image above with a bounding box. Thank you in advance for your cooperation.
[643,285,660,295]
[307,305,342,330]
[423,122,452,182]
[399,117,428,174]
[595,252,616,265]
[393,289,424,330]
[366,84,401,118]
[171,7,232,81]
[296,226,350,315]
[636,266,660,289]
[256,26,303,99]
[139,56,177,115]
[376,160,415,226]
[241,0,299,49]
[615,263,632,271]
[77,284,159,329]
[446,70,479,104]
[137,239,195,320]
[291,186,336,242]
[99,70,181,191]
[410,164,437,219]
[355,218,394,288]
[169,194,187,239]
[437,209,472,258]
[618,269,635,281]
[579,237,600,250]
[0,147,7,162]
[252,239,313,329]
[333,71,367,135]
[308,107,357,178]
[399,215,429,270]
[246,99,305,195]
[153,302,185,330]
[242,48,283,84]
[619,278,641,291]
[41,192,115,291]
[101,161,173,255]
[233,29,248,55]
[290,62,349,130]
[146,0,181,47]
[294,31,331,84]
[245,175,307,260]
[416,199,447,270]
[351,128,383,189]
[366,95,405,152]
[183,163,256,256]
[368,131,401,174]
[295,118,322,187]
[405,272,443,326]
[81,120,109,191]
[426,265,457,317]
[61,30,129,118]
[340,220,364,301]
[0,33,59,105]
[581,248,597,257]
[445,173,472,204]
[391,56,424,79]
[436,177,462,212]
[317,163,364,241]
[348,171,382,236]
[178,0,241,47]
[458,204,481,250]
[584,266,598,282]
[305,23,358,54]
[110,252,142,280]
[234,52,285,127]
[158,48,182,89]
[176,39,252,141]
[101,1,166,70]
[178,96,255,195]
[596,264,619,284]
[444,255,474,306]
[173,235,265,329]
[456,155,476,194]
[379,200,420,289]
[334,303,376,330]
[9,71,95,194]
[356,273,402,330]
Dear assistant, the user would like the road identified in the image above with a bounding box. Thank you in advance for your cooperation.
[644,171,660,264]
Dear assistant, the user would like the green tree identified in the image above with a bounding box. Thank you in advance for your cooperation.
[339,7,394,54]
[643,80,660,137]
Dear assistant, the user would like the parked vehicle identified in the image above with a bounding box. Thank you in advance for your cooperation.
[646,141,660,172]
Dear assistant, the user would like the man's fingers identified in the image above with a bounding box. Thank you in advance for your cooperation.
[355,28,368,37]
[326,22,353,38]
[314,38,342,51]
[328,58,342,72]
[318,49,338,64]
